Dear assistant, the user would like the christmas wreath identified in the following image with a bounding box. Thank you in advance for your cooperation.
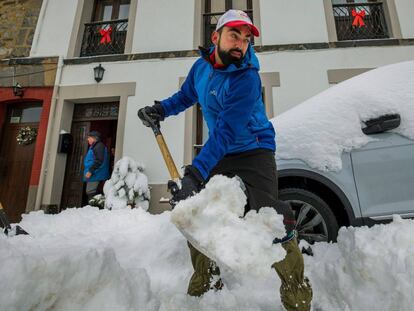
[16,126,37,145]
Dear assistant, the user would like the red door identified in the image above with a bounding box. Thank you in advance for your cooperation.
[0,103,41,223]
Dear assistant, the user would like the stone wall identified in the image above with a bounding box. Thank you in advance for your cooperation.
[0,0,43,59]
[0,57,58,88]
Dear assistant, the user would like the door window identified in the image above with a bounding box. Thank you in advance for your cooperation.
[8,105,42,124]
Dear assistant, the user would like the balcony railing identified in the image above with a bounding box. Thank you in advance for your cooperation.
[80,19,128,57]
[333,2,389,41]
[202,10,254,47]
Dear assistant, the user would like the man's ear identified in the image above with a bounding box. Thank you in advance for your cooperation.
[211,31,219,45]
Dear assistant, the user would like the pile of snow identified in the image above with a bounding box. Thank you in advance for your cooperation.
[171,175,286,276]
[103,157,150,210]
[272,61,414,171]
[2,206,414,310]
[307,215,414,311]
[0,208,163,311]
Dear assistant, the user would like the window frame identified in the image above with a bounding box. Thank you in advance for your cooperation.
[68,0,137,58]
[92,0,131,22]
[331,0,390,41]
[202,0,254,47]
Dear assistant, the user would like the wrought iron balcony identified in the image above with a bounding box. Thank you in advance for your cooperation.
[80,19,128,57]
[202,10,254,47]
[332,2,389,41]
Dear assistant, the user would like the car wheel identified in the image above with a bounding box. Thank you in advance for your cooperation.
[279,188,339,243]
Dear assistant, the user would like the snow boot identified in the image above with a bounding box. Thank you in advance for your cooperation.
[272,238,313,311]
[187,242,223,296]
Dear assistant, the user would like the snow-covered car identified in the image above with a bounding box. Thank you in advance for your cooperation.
[272,61,414,244]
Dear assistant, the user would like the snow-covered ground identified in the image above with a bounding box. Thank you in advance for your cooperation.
[1,204,414,311]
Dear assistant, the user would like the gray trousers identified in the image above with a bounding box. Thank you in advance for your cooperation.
[85,181,100,201]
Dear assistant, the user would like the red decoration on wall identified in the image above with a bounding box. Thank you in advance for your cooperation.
[99,26,112,44]
[352,9,366,27]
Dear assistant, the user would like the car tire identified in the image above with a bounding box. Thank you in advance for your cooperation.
[279,188,339,243]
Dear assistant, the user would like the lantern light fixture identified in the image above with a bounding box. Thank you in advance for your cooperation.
[93,64,105,83]
[13,82,24,97]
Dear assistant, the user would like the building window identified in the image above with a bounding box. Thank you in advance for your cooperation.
[80,0,130,57]
[202,0,253,47]
[332,0,389,41]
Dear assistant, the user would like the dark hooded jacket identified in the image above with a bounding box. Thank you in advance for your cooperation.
[83,137,110,182]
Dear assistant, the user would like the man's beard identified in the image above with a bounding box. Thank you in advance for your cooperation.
[217,39,244,67]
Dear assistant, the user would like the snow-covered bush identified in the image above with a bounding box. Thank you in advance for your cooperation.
[88,194,105,209]
[103,157,150,210]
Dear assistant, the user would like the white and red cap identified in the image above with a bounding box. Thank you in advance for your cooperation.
[215,9,259,37]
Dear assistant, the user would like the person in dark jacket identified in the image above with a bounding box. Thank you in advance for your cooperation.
[83,131,110,203]
[138,9,312,310]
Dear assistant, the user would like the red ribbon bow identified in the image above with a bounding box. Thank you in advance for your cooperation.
[352,9,366,27]
[99,26,112,44]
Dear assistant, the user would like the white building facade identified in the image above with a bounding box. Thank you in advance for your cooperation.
[28,0,414,212]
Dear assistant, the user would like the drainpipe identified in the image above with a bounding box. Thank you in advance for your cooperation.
[34,55,64,211]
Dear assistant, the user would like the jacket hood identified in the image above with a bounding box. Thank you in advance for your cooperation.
[200,44,260,72]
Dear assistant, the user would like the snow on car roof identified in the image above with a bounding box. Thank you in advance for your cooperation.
[271,60,414,172]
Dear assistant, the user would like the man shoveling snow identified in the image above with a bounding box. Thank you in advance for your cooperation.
[138,9,312,310]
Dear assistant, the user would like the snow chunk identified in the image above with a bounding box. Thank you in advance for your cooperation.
[273,61,414,171]
[171,175,286,276]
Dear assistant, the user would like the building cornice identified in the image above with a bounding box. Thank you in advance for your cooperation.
[63,38,414,65]
[2,39,413,66]
[1,56,59,66]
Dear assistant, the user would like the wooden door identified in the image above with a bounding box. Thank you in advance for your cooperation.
[61,102,119,209]
[0,111,39,223]
[60,122,90,209]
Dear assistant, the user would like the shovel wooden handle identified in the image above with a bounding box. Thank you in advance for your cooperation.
[140,109,181,180]
[155,134,181,180]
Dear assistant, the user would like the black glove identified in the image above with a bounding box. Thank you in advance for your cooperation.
[171,165,204,203]
[137,101,165,127]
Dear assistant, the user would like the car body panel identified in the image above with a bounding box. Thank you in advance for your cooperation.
[277,131,414,226]
[277,153,361,220]
[351,133,414,218]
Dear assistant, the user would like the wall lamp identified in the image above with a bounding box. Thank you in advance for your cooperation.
[13,82,24,97]
[94,64,105,83]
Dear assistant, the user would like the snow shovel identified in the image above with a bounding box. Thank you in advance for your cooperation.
[139,110,181,202]
[0,202,29,236]
[139,110,232,269]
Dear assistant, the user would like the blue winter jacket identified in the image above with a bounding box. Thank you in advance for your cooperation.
[83,141,110,182]
[160,45,276,179]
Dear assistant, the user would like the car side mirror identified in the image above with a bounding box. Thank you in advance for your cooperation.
[362,113,401,135]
